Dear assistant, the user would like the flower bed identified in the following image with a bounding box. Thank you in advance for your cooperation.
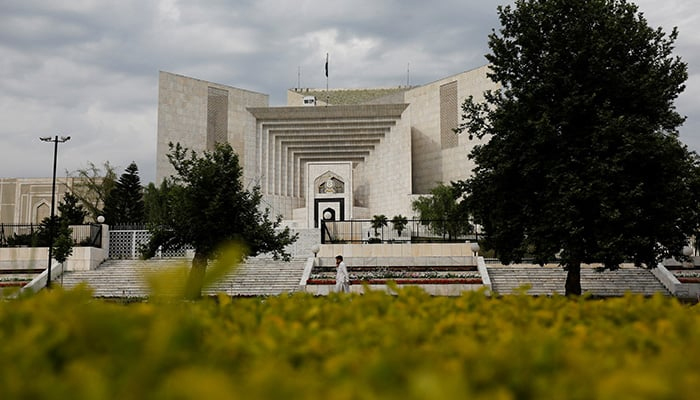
[664,265,700,270]
[310,270,482,280]
[313,265,478,272]
[668,269,700,284]
[306,278,483,285]
[0,281,27,288]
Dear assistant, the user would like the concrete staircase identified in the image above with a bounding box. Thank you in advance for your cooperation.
[60,227,319,299]
[487,265,670,296]
[205,257,307,296]
[60,257,308,298]
[60,252,671,299]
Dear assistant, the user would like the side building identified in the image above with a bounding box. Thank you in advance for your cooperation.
[0,178,85,224]
[156,66,497,228]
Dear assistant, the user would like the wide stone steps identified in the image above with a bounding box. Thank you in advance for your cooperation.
[486,266,670,296]
[60,257,308,298]
[61,258,671,298]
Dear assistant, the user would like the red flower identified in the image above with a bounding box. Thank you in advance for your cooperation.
[306,278,483,285]
[677,277,700,284]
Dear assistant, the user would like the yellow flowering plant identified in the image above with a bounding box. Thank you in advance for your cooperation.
[0,287,698,399]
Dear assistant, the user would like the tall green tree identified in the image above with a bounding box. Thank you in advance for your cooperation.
[102,162,145,226]
[143,180,175,228]
[34,193,84,260]
[457,0,700,295]
[144,142,298,299]
[412,183,471,240]
[57,192,87,225]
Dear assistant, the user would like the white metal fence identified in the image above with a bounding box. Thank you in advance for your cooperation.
[108,229,191,259]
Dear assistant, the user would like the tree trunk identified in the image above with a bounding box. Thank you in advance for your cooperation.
[185,251,207,300]
[564,262,582,296]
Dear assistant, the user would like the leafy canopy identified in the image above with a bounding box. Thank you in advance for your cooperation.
[143,180,174,230]
[35,215,73,264]
[412,183,471,240]
[457,0,700,272]
[57,191,87,225]
[144,142,297,263]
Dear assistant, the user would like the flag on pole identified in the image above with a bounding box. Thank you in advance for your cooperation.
[325,53,328,77]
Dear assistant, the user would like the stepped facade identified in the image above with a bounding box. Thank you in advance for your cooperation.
[156,66,498,228]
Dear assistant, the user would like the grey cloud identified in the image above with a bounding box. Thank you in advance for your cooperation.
[0,0,698,185]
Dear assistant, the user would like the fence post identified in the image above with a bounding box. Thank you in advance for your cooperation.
[131,231,137,258]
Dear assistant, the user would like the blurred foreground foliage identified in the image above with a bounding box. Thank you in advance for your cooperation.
[1,288,699,399]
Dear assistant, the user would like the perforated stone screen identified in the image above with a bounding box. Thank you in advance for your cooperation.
[207,87,229,150]
[109,229,191,259]
[440,81,458,149]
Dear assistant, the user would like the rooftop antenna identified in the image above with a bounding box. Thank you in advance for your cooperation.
[297,66,301,91]
[406,62,410,87]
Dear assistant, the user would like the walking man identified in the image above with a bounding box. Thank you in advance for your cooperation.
[335,255,349,293]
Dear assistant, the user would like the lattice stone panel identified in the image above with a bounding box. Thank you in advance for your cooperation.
[207,87,229,150]
[109,230,151,259]
[109,229,192,259]
[440,81,458,149]
[160,244,192,258]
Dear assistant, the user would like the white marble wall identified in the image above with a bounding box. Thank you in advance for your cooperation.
[355,106,413,219]
[407,65,498,194]
[156,71,268,183]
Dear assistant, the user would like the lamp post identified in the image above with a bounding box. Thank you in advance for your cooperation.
[682,245,694,269]
[468,241,480,257]
[40,135,70,288]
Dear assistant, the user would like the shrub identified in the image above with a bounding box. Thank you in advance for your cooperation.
[0,288,698,399]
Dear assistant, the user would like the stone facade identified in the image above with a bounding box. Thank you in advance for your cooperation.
[407,65,494,194]
[0,178,82,224]
[156,71,268,181]
[157,66,498,228]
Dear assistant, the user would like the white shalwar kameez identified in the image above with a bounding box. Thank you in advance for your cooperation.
[335,261,350,293]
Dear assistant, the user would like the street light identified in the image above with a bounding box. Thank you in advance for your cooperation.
[469,241,480,257]
[40,135,70,288]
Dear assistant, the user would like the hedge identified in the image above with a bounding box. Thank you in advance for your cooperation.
[0,286,698,399]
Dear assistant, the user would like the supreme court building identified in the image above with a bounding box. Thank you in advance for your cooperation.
[157,65,497,228]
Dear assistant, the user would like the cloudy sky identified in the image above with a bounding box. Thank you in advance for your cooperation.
[1,0,698,184]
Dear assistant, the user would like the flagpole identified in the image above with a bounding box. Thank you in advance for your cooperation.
[325,53,329,106]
